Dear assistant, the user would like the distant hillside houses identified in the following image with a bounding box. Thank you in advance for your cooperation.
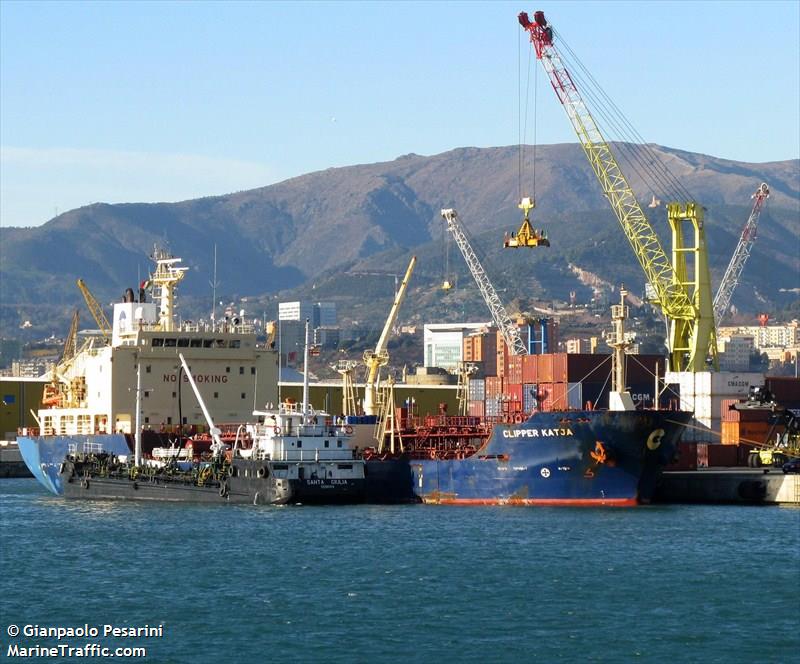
[718,320,800,369]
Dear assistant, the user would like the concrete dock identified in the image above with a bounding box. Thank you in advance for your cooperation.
[655,468,800,505]
[0,442,32,478]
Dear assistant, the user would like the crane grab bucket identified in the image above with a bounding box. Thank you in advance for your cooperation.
[504,197,550,248]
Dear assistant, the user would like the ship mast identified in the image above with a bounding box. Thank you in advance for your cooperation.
[150,246,188,332]
[302,318,311,423]
[607,285,635,411]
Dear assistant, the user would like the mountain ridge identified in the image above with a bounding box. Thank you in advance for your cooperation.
[1,142,798,335]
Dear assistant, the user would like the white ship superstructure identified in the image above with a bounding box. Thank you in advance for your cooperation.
[36,248,278,437]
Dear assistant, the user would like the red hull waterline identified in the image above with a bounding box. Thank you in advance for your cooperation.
[423,497,639,507]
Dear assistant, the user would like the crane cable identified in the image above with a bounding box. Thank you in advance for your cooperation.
[552,27,696,204]
[518,31,537,201]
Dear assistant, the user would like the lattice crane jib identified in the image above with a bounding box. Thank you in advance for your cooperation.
[713,184,770,325]
[76,279,112,340]
[441,209,528,356]
[518,10,716,371]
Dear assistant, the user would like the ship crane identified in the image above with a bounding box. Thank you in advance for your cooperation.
[76,279,112,340]
[519,10,717,372]
[362,256,416,416]
[441,209,528,356]
[713,183,770,326]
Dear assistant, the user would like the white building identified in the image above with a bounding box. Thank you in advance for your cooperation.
[423,322,491,372]
[718,335,754,372]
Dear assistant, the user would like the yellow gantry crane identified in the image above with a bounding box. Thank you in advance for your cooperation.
[519,10,717,372]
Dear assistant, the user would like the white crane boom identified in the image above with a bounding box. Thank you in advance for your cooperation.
[362,256,416,416]
[713,183,769,326]
[441,209,527,356]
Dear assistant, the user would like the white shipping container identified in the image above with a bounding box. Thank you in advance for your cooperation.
[665,371,763,399]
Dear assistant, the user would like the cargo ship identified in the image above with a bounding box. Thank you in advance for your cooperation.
[358,287,691,505]
[17,247,279,498]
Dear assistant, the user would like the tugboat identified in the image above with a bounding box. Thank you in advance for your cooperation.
[58,325,367,505]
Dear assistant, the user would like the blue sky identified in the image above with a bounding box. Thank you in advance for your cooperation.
[1,0,798,228]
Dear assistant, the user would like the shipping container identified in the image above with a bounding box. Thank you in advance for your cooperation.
[697,443,709,468]
[537,354,554,383]
[552,353,568,383]
[721,398,741,422]
[485,376,503,398]
[468,400,485,418]
[626,354,667,384]
[665,371,764,398]
[667,441,698,470]
[567,382,583,410]
[765,376,800,407]
[581,382,610,410]
[707,443,738,467]
[627,381,656,408]
[522,384,539,413]
[468,378,485,401]
[485,397,501,417]
[505,383,523,412]
[566,353,610,382]
[463,336,474,362]
[508,356,523,385]
[522,355,538,383]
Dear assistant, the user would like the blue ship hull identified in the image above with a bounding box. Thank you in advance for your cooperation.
[409,409,690,505]
[18,409,689,505]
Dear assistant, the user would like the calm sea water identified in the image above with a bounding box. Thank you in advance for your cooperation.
[1,479,798,663]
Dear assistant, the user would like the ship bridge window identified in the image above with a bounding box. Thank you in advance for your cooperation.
[251,367,256,375]
[146,365,151,373]
[230,340,241,349]
[203,339,214,348]
[164,338,177,347]
[337,464,353,470]
[239,366,244,375]
[190,339,202,348]
[152,338,164,347]
[177,338,190,347]
[337,440,342,448]
[324,441,329,448]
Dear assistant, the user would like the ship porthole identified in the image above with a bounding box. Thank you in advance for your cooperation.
[647,429,665,451]
[81,479,90,490]
[257,466,268,479]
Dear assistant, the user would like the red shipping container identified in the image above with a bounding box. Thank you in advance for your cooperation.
[707,443,738,467]
[552,353,568,383]
[538,354,554,383]
[468,400,485,418]
[505,382,523,411]
[550,382,568,410]
[721,398,741,422]
[508,355,523,384]
[666,442,698,470]
[485,376,503,398]
[522,355,538,383]
[697,443,709,468]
